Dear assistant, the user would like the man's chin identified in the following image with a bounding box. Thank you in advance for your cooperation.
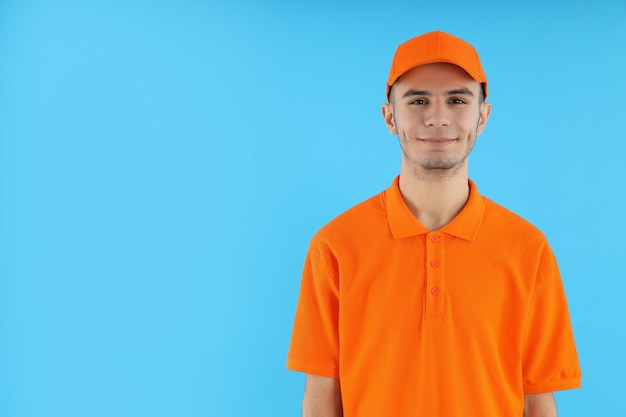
[420,160,457,171]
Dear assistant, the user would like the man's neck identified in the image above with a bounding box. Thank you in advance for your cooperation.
[398,169,470,232]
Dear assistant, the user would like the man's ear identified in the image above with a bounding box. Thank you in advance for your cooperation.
[476,102,492,136]
[382,103,397,135]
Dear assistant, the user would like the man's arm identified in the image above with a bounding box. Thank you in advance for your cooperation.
[302,374,342,417]
[524,393,556,417]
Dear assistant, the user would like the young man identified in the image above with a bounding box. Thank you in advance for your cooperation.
[287,31,581,417]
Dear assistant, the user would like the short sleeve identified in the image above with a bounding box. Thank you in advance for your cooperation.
[286,240,340,378]
[521,246,582,393]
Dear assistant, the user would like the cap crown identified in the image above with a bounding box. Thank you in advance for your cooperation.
[386,31,488,100]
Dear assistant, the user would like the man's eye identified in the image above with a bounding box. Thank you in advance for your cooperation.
[411,99,427,105]
[450,98,466,104]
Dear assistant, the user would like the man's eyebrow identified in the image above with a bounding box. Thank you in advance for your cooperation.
[447,88,474,97]
[401,90,431,98]
[401,88,475,99]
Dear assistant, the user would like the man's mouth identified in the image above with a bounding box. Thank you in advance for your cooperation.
[418,137,456,146]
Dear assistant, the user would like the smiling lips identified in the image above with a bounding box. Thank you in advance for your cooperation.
[418,137,457,146]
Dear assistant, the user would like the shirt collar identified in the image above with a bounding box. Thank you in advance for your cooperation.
[385,176,485,241]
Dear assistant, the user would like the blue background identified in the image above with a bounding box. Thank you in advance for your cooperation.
[1,0,624,415]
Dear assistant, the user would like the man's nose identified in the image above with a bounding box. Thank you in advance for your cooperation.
[424,102,451,127]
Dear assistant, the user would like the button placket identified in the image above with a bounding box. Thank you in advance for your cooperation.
[426,233,445,320]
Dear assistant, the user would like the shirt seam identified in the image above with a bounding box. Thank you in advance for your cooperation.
[310,246,339,287]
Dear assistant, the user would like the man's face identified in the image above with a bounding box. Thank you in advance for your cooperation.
[382,63,491,179]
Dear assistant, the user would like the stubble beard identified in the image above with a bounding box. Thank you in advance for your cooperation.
[392,106,483,181]
[398,131,477,181]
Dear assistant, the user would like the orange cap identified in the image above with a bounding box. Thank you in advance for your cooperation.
[386,31,488,101]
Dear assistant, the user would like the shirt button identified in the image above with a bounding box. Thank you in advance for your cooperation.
[431,287,440,296]
[430,260,439,268]
[431,235,440,243]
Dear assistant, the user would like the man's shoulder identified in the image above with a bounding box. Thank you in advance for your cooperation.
[482,196,548,243]
[312,188,388,244]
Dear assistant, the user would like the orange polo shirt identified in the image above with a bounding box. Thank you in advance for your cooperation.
[287,177,581,416]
